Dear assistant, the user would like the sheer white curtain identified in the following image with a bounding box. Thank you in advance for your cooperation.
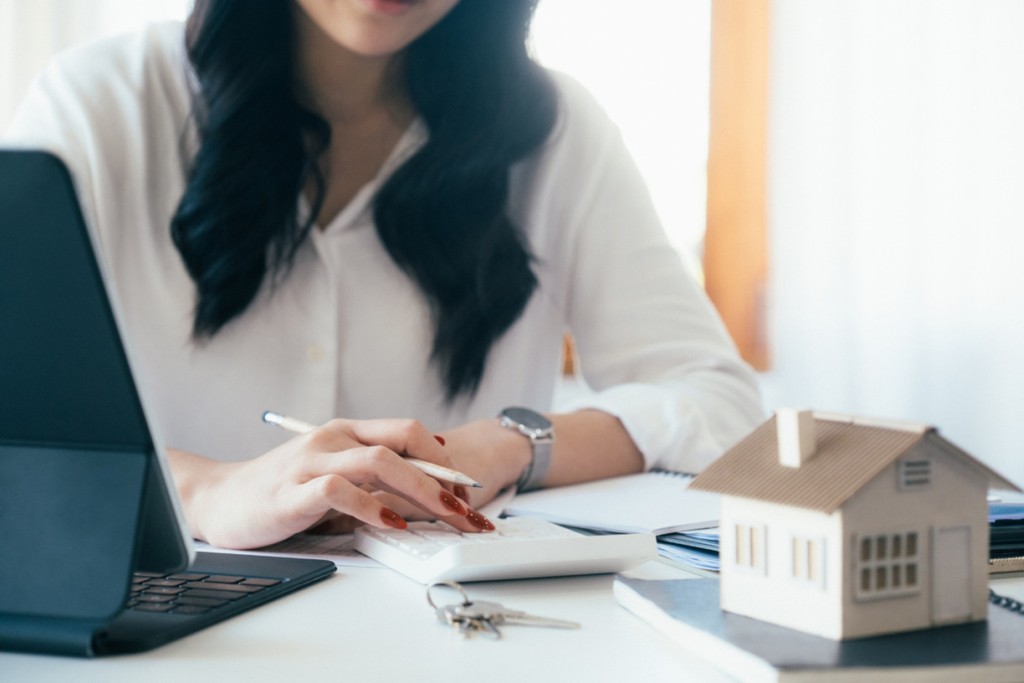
[0,0,192,132]
[764,0,1024,486]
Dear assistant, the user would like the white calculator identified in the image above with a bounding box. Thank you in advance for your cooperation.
[353,516,657,583]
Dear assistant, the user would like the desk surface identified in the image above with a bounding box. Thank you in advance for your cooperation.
[6,560,1024,683]
[0,559,737,683]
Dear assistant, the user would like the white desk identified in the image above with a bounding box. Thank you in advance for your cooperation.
[6,561,1024,683]
[0,559,737,683]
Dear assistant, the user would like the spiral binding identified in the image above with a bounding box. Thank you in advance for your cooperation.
[989,588,1024,615]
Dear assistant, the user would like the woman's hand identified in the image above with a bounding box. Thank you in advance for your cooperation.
[169,418,496,550]
[432,418,534,508]
[337,417,529,525]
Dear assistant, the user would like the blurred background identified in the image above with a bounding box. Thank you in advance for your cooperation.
[3,0,1022,487]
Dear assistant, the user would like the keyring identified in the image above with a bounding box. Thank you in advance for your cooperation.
[426,580,471,610]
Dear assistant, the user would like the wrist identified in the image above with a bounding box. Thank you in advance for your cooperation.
[166,448,234,542]
[491,418,534,489]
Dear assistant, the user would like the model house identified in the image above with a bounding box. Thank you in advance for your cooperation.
[690,409,1019,640]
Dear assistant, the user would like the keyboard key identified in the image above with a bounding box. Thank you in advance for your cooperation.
[182,581,263,593]
[124,569,279,615]
[143,586,185,596]
[176,596,229,607]
[203,575,246,584]
[241,578,282,587]
[181,588,247,601]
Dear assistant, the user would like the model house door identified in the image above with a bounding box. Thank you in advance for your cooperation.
[931,526,971,624]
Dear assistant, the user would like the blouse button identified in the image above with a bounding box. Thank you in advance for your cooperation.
[307,344,325,363]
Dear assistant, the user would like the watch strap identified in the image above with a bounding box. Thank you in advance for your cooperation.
[514,438,552,493]
[500,407,554,493]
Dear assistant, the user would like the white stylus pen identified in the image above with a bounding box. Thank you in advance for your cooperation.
[261,410,482,488]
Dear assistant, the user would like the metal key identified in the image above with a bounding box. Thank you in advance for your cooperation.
[428,582,470,615]
[463,613,503,639]
[437,604,495,638]
[436,604,502,639]
[435,604,474,637]
[427,581,579,639]
[454,599,580,631]
[429,582,487,638]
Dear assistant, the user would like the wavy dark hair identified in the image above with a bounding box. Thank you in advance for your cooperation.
[172,0,558,400]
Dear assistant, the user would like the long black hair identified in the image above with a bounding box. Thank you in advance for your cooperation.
[171,0,558,401]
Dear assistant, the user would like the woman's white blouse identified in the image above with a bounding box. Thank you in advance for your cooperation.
[3,22,763,471]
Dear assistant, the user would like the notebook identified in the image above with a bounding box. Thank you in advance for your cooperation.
[614,577,1024,682]
[0,150,336,657]
[989,503,1024,574]
[504,470,720,535]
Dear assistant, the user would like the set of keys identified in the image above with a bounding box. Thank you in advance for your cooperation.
[427,581,580,639]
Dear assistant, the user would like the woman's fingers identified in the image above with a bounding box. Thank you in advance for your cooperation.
[295,470,494,535]
[314,444,480,523]
[321,417,455,468]
[293,473,409,530]
[370,491,496,534]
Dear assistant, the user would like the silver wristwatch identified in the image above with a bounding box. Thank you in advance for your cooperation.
[499,407,554,492]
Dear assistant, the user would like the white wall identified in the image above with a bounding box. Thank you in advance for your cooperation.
[531,0,711,276]
[763,0,1024,487]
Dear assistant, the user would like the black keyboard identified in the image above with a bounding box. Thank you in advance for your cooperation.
[127,570,281,616]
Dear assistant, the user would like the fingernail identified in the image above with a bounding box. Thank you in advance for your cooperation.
[380,508,407,529]
[434,434,446,446]
[453,484,469,502]
[466,509,495,531]
[440,490,467,515]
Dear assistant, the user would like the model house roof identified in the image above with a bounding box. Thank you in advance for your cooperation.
[690,412,1018,513]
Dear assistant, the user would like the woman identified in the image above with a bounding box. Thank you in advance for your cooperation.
[4,0,763,549]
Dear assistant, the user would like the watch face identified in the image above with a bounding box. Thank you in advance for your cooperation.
[502,407,552,431]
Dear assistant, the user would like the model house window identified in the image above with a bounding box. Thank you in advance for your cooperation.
[791,536,825,587]
[734,522,766,573]
[898,458,933,490]
[855,531,920,600]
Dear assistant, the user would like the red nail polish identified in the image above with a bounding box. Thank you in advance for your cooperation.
[466,509,495,531]
[453,485,469,502]
[434,434,446,446]
[380,508,407,529]
[440,491,467,515]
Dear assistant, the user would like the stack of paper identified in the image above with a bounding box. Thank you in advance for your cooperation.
[505,471,720,535]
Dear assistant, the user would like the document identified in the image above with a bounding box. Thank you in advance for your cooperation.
[505,471,720,535]
[196,534,377,568]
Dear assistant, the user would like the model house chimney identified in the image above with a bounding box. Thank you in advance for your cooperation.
[777,409,817,467]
